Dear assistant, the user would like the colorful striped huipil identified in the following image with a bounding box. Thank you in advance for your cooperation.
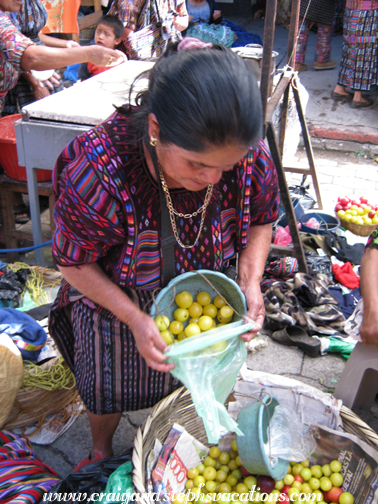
[49,109,280,415]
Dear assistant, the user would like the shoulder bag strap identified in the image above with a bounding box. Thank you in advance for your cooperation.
[150,147,176,287]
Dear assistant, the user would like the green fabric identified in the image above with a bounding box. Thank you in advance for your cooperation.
[326,336,356,359]
[186,23,234,47]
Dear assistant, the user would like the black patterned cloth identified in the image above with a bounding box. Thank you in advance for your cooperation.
[300,0,337,25]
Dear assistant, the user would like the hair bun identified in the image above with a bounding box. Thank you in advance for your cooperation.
[177,37,213,52]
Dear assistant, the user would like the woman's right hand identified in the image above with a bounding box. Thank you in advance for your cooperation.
[32,81,50,100]
[86,46,125,67]
[128,310,175,373]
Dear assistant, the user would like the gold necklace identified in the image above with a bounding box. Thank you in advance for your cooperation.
[158,161,213,249]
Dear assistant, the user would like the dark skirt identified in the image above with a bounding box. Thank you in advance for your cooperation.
[49,286,180,415]
[337,8,378,90]
[300,0,336,25]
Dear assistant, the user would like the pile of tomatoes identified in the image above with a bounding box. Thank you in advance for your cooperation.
[154,290,234,345]
[171,440,355,504]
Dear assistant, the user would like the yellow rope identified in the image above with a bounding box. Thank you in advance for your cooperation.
[22,357,76,391]
[7,262,49,305]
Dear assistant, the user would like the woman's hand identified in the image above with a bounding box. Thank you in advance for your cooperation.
[32,80,50,100]
[238,280,265,341]
[237,223,273,342]
[128,310,175,372]
[172,14,189,32]
[360,309,378,346]
[213,10,221,20]
[87,46,126,67]
[41,70,61,90]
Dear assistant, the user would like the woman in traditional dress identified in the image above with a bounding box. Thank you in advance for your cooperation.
[2,0,79,117]
[48,39,280,471]
[108,0,188,59]
[331,0,377,108]
[295,0,336,72]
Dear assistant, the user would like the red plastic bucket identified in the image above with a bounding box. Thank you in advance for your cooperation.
[0,114,52,182]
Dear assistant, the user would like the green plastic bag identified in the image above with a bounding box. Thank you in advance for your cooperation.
[166,324,248,444]
[102,461,134,504]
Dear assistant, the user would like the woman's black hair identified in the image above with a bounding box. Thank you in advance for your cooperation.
[125,42,263,151]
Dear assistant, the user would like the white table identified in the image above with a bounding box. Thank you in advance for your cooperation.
[15,60,153,264]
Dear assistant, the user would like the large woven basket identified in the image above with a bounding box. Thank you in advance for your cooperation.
[132,386,378,504]
[3,357,79,432]
[337,215,377,237]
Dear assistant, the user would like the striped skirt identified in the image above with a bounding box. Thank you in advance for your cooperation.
[49,285,180,415]
[337,8,378,90]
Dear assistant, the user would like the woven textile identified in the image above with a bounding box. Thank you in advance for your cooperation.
[337,7,378,90]
[0,431,59,504]
[3,1,64,117]
[300,0,336,25]
[0,13,33,114]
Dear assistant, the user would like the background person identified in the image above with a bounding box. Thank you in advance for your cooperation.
[295,0,336,72]
[0,0,123,115]
[331,0,377,109]
[48,40,280,471]
[2,0,80,118]
[359,229,378,345]
[108,0,188,58]
[78,14,124,80]
[185,0,222,27]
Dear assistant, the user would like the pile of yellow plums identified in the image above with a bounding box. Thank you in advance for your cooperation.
[154,290,234,345]
[170,440,355,504]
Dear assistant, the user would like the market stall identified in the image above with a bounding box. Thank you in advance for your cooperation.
[14,60,153,265]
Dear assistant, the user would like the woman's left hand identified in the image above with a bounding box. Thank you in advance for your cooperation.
[239,280,265,342]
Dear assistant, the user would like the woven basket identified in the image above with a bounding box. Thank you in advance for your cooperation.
[132,386,378,504]
[3,357,79,432]
[337,215,377,237]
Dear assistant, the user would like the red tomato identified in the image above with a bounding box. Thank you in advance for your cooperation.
[335,204,344,212]
[368,211,376,219]
[360,197,368,204]
[351,199,360,206]
[281,486,291,494]
[293,475,303,483]
[279,494,290,504]
[340,197,350,206]
[323,490,330,503]
[240,466,251,477]
[327,487,344,503]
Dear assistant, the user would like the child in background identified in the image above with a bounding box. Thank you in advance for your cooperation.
[78,15,125,81]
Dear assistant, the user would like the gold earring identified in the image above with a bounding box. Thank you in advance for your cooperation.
[150,137,157,147]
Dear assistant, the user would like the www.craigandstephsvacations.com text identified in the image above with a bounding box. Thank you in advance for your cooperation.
[42,485,324,503]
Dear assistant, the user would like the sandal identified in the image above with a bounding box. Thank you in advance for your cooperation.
[350,97,374,109]
[331,90,352,101]
[271,326,321,358]
[14,203,30,224]
[74,449,105,473]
